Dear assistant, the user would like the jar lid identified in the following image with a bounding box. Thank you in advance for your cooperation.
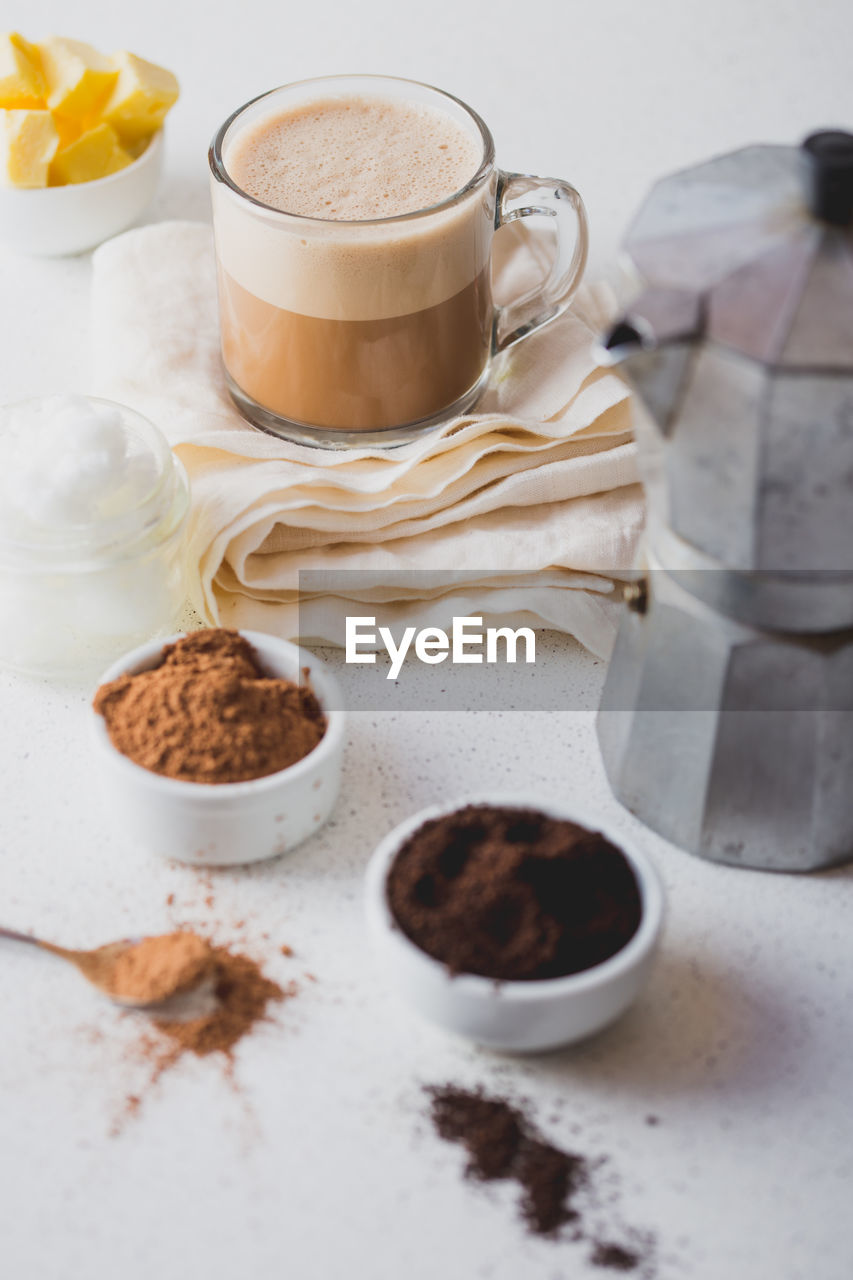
[0,395,188,568]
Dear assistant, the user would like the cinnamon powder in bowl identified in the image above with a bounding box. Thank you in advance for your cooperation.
[94,629,325,783]
[91,628,344,865]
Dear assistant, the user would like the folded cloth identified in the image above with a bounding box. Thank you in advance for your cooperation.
[91,220,643,657]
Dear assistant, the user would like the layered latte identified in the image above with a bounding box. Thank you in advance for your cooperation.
[213,93,493,433]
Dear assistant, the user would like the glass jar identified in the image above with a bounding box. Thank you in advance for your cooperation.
[0,396,190,678]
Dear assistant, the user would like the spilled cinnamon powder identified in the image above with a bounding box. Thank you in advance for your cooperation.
[150,942,289,1063]
[93,628,326,784]
[111,933,298,1132]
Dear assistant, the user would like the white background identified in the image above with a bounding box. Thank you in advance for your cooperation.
[1,2,853,1278]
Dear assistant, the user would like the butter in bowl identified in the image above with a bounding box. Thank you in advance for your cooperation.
[0,33,179,254]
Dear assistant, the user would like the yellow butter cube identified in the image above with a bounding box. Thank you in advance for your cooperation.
[0,108,59,186]
[0,32,47,108]
[10,33,42,64]
[38,36,117,120]
[54,114,83,149]
[48,121,131,185]
[102,50,178,143]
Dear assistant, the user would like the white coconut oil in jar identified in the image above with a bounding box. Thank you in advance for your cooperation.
[0,395,190,677]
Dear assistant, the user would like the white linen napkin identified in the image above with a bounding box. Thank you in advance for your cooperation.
[91,220,642,657]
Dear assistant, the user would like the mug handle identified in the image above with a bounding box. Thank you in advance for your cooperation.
[493,170,589,353]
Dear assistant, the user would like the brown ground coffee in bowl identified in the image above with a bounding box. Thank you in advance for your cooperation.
[386,805,642,980]
[94,629,326,784]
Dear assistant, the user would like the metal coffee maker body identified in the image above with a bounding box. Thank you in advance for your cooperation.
[596,132,853,872]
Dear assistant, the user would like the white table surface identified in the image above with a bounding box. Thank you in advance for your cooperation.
[2,3,852,1278]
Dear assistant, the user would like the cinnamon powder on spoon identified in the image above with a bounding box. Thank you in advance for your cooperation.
[94,932,215,1005]
[86,929,288,1054]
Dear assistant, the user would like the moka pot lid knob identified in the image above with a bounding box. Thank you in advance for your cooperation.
[802,130,853,226]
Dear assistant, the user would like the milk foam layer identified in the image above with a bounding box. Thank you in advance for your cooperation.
[228,96,482,220]
[216,92,493,322]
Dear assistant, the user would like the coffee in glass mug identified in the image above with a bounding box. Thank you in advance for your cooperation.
[210,75,588,448]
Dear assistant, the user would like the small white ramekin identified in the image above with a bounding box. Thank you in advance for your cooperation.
[91,629,345,866]
[0,128,164,257]
[365,794,664,1053]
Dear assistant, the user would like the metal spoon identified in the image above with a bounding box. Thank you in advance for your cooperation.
[0,926,218,1016]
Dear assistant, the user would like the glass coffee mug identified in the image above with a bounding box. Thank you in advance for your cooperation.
[209,75,588,448]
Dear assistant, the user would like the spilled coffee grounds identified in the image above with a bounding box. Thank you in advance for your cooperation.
[429,1085,585,1233]
[388,805,642,979]
[426,1085,654,1272]
[592,1242,644,1272]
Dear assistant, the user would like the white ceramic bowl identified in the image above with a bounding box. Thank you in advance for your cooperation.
[0,128,164,257]
[91,629,345,866]
[365,794,664,1053]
